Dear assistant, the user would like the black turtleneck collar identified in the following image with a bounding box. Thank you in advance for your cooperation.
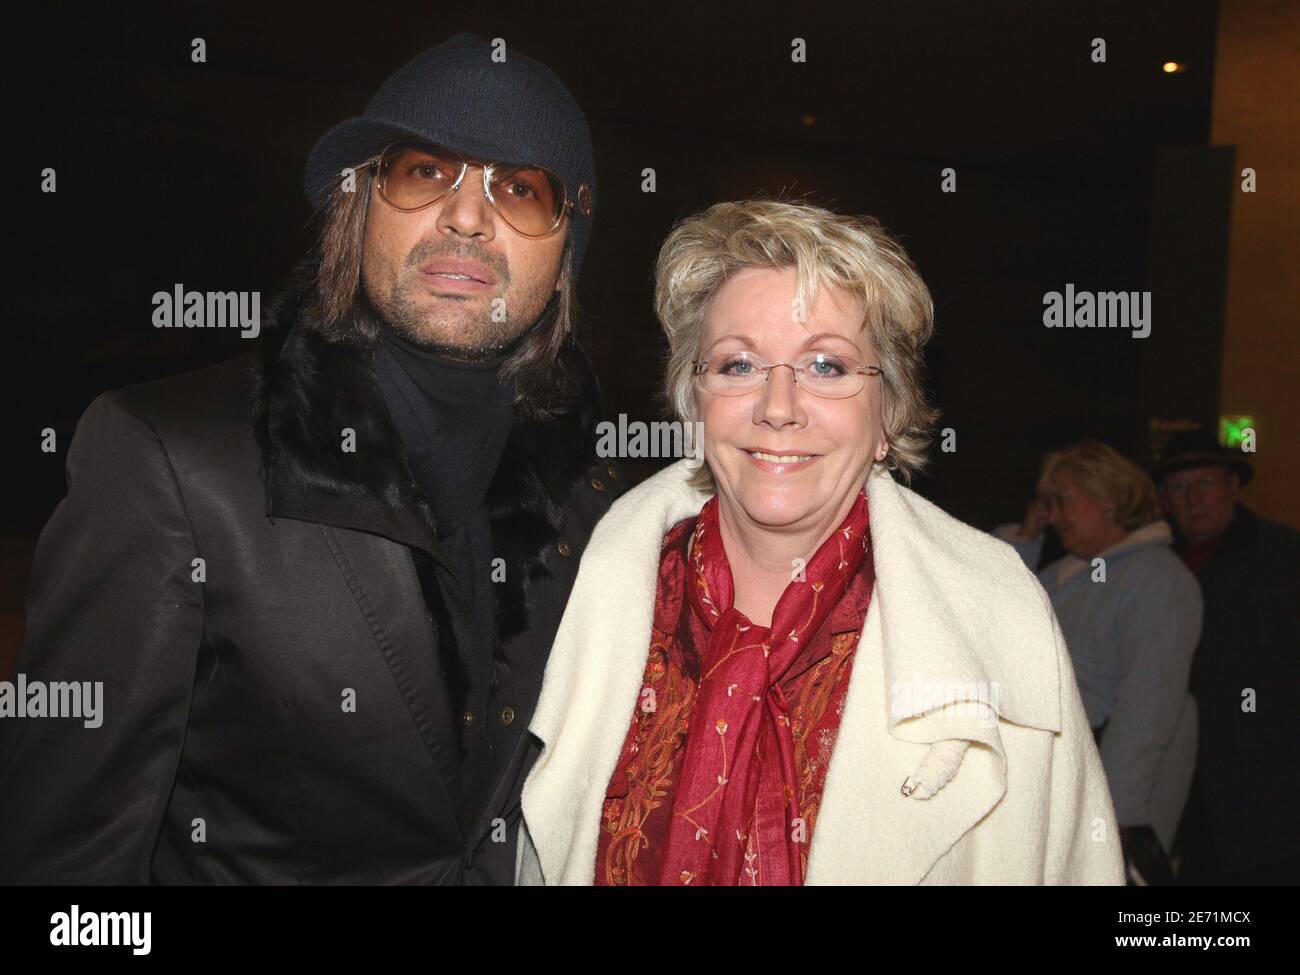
[373,329,517,539]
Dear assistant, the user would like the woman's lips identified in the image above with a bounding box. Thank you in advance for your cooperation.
[743,448,819,474]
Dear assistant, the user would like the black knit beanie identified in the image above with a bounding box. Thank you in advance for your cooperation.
[304,31,596,275]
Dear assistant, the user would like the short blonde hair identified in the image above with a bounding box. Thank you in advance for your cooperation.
[1037,441,1163,532]
[655,198,938,487]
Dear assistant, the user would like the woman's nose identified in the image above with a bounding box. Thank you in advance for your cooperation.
[753,365,801,424]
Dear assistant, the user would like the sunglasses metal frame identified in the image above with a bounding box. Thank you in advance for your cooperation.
[367,141,581,238]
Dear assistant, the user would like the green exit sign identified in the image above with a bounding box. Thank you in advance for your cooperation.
[1220,415,1255,448]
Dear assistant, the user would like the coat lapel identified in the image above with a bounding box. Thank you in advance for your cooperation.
[319,524,463,809]
[522,466,701,884]
[802,606,1009,884]
[253,257,606,843]
[805,463,1061,883]
[522,459,1064,885]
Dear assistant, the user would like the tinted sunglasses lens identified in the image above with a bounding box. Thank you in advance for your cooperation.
[380,145,460,209]
[488,166,564,235]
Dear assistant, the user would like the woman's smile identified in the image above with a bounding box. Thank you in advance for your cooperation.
[743,447,821,473]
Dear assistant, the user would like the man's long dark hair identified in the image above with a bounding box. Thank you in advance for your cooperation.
[304,163,584,420]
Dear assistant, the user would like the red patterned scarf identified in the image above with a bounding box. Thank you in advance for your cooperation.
[655,489,871,885]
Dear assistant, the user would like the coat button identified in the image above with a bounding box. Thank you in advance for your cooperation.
[606,463,618,479]
[500,706,516,726]
[590,477,605,492]
[462,710,475,726]
[557,541,572,556]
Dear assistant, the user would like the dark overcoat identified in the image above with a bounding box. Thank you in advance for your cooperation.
[0,260,624,883]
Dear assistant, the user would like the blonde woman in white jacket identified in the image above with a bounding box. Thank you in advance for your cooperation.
[517,200,1124,886]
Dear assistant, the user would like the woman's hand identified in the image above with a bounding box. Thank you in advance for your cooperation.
[1014,497,1048,540]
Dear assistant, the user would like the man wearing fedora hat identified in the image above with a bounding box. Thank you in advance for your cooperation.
[0,32,621,883]
[1157,431,1300,883]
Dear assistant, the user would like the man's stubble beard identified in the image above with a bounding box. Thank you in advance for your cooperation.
[368,244,554,362]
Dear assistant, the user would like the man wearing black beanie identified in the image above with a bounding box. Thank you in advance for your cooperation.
[0,31,621,884]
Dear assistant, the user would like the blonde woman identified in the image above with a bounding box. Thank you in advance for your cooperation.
[999,442,1203,883]
[517,200,1123,885]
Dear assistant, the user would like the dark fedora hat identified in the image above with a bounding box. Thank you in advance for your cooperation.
[304,31,596,274]
[1156,429,1254,486]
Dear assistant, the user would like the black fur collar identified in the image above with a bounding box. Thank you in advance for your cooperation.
[252,256,601,642]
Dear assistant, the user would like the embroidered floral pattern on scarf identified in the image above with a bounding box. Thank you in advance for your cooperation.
[596,489,874,885]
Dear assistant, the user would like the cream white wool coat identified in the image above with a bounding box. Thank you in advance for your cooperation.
[517,460,1125,885]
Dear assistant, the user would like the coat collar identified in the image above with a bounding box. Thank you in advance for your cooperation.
[252,256,603,642]
[521,459,1064,884]
[251,257,604,828]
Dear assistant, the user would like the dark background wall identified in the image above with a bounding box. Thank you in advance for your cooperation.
[1211,0,1300,531]
[4,0,1245,667]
